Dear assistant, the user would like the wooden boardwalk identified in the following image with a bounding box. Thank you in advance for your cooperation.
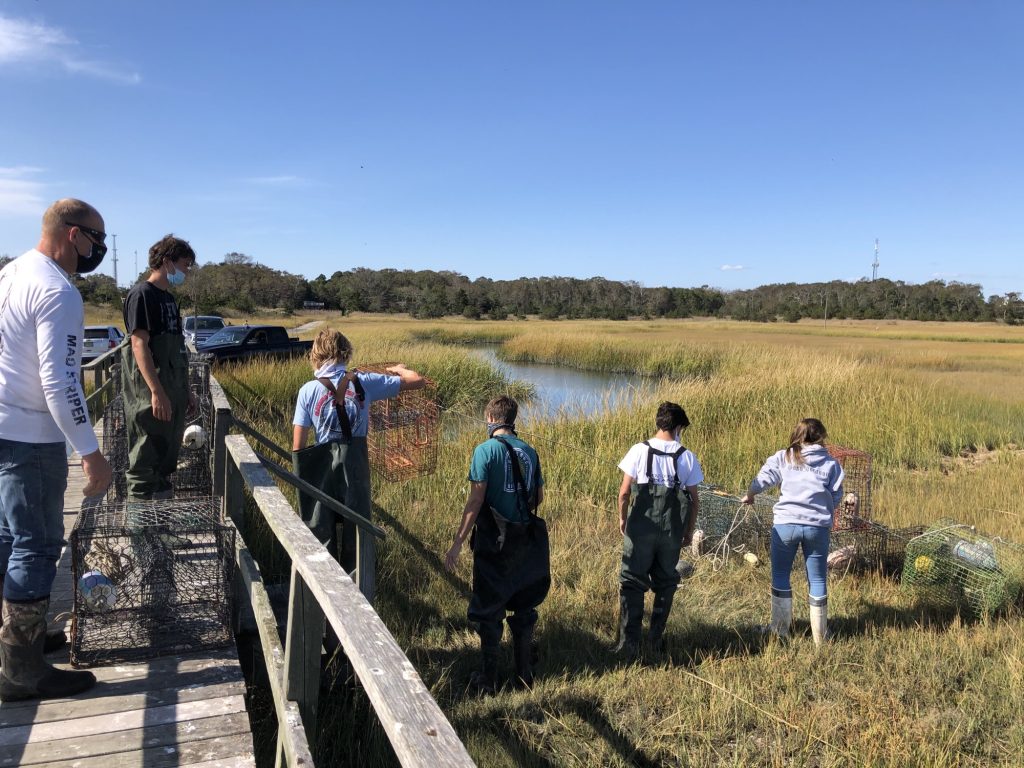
[0,448,256,768]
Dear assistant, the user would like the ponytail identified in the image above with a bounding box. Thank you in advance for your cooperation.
[785,418,828,465]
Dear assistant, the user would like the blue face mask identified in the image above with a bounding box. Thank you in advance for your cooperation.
[167,264,186,287]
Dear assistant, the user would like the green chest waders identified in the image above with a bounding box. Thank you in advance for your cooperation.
[617,442,693,653]
[292,374,372,574]
[122,334,188,498]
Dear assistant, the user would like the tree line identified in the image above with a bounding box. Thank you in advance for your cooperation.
[3,251,1020,324]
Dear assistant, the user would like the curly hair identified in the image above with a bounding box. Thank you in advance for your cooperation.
[148,234,196,271]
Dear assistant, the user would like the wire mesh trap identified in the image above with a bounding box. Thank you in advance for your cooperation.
[828,445,873,531]
[358,362,440,482]
[173,356,214,497]
[104,356,215,500]
[901,519,1024,617]
[102,394,128,501]
[691,485,774,564]
[69,496,234,666]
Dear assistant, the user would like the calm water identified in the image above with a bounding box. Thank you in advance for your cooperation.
[469,345,651,422]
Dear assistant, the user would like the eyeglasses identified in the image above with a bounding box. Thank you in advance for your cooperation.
[65,222,107,245]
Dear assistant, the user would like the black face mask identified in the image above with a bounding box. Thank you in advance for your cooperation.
[74,238,107,274]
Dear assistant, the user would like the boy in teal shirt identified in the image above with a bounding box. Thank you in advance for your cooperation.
[445,396,550,694]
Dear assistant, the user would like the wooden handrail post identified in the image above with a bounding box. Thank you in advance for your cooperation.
[356,528,376,604]
[282,568,323,746]
[210,378,232,497]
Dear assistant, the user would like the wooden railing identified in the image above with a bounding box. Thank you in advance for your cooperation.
[81,341,125,422]
[210,378,476,768]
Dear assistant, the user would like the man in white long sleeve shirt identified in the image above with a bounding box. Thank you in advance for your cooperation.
[0,198,112,701]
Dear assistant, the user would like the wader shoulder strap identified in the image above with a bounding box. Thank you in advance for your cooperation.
[642,440,687,489]
[494,437,536,524]
[315,371,366,441]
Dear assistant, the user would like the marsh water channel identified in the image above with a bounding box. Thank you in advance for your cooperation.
[467,345,653,422]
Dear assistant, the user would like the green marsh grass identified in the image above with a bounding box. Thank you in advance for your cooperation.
[221,316,1024,767]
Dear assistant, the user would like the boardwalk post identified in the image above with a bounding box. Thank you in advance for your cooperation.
[210,378,232,496]
[356,528,376,603]
[282,568,324,746]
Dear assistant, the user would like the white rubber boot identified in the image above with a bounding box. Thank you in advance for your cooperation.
[809,595,828,646]
[769,590,793,639]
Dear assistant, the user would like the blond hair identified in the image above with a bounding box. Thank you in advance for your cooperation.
[309,329,353,368]
[41,198,99,237]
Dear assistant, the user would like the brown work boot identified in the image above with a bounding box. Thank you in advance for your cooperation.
[0,598,95,702]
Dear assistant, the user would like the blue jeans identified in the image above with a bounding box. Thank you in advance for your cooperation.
[0,438,68,602]
[770,523,830,600]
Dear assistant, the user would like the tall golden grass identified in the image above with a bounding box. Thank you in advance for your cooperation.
[220,316,1024,767]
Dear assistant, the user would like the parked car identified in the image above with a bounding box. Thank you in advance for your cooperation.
[183,315,227,350]
[82,325,125,363]
[196,325,313,363]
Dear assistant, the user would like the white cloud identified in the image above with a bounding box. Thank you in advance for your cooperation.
[720,264,746,271]
[0,166,46,217]
[0,14,140,84]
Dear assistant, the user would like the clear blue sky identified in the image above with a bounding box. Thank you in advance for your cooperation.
[2,2,1021,295]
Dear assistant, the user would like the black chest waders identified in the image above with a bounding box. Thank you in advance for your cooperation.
[292,373,371,573]
[616,442,694,654]
[122,333,189,499]
[467,437,550,690]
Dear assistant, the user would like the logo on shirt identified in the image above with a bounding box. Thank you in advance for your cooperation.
[503,447,535,494]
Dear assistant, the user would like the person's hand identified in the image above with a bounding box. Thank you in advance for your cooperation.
[445,540,463,572]
[740,494,754,505]
[619,516,627,536]
[81,450,112,498]
[151,388,172,422]
[385,364,408,375]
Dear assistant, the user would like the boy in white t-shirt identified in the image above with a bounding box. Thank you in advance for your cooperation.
[615,402,703,656]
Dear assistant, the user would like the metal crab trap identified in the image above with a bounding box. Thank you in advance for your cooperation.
[358,362,440,482]
[901,519,1024,617]
[69,496,234,667]
[101,393,129,501]
[827,445,873,531]
[172,356,215,497]
[691,485,774,564]
[827,522,927,575]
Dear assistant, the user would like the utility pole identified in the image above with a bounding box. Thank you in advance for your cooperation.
[111,234,118,287]
[871,238,880,281]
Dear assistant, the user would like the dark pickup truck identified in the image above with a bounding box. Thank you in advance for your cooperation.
[195,325,313,363]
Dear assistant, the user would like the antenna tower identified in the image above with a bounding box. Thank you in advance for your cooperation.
[871,238,880,281]
[111,234,118,287]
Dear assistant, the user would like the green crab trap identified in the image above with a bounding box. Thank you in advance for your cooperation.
[827,445,873,531]
[172,356,214,497]
[358,363,440,482]
[692,485,774,561]
[901,519,1024,617]
[69,496,234,667]
[102,394,128,501]
[828,523,926,575]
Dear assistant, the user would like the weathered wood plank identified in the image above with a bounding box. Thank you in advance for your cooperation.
[3,713,253,767]
[0,680,244,727]
[0,694,247,746]
[0,650,242,712]
[233,523,315,768]
[283,569,322,743]
[226,435,476,767]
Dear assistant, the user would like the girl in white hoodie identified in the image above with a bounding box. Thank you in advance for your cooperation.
[741,418,844,645]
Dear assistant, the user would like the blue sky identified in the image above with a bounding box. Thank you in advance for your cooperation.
[1,2,1021,296]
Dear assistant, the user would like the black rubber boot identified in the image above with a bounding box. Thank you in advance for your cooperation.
[0,598,96,702]
[511,626,536,689]
[614,590,643,659]
[468,645,499,697]
[0,578,66,659]
[648,589,675,652]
